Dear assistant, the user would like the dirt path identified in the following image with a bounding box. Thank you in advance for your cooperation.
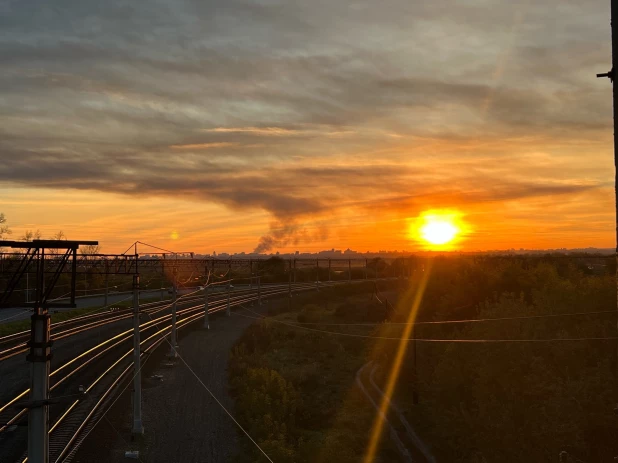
[74,305,265,463]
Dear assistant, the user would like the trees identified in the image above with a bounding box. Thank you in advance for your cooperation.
[0,213,11,239]
[51,230,66,241]
[21,229,42,241]
[80,244,100,255]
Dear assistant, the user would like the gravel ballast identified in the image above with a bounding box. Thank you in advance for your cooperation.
[74,306,264,463]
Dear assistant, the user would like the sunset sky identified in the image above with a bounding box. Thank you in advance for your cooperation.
[1,0,614,254]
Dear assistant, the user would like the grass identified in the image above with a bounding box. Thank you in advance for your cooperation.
[229,283,401,463]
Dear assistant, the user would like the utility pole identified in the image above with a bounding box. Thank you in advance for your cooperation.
[132,274,144,434]
[104,272,109,307]
[288,259,292,310]
[204,265,209,329]
[226,280,231,316]
[348,259,352,284]
[293,259,297,283]
[598,0,618,399]
[249,259,253,290]
[203,286,209,329]
[412,333,419,405]
[258,276,262,305]
[316,258,319,291]
[1,240,97,463]
[169,268,178,358]
[328,259,331,282]
[28,250,50,463]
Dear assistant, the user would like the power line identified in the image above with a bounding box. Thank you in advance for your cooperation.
[142,310,275,462]
[271,309,617,327]
[103,416,145,463]
[236,306,617,343]
[136,241,177,255]
[120,241,137,256]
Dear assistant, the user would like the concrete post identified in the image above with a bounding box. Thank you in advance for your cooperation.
[316,258,319,291]
[27,308,51,463]
[132,274,144,434]
[348,259,352,284]
[258,277,262,305]
[203,285,210,329]
[169,269,178,358]
[28,248,50,463]
[328,259,331,282]
[104,273,109,307]
[288,260,292,310]
[226,281,231,316]
[365,258,368,280]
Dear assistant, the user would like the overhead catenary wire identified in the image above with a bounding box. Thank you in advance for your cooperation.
[236,306,618,343]
[270,309,618,327]
[142,302,275,463]
[120,241,137,256]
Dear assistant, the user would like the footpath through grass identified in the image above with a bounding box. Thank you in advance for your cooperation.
[228,281,402,463]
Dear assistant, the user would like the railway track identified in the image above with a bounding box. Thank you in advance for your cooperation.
[0,281,333,462]
[0,282,300,362]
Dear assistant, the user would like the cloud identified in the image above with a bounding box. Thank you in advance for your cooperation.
[170,142,239,150]
[204,127,300,136]
[0,0,613,250]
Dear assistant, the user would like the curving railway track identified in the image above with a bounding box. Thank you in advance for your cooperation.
[0,281,333,463]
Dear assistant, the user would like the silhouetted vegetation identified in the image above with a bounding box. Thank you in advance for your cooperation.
[230,256,617,462]
[229,285,400,462]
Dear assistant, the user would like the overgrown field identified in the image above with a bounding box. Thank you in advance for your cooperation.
[228,282,401,462]
[229,256,618,462]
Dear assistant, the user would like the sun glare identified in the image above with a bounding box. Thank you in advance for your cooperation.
[410,210,466,249]
[421,218,458,245]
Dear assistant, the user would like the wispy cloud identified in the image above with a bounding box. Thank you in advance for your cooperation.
[170,142,239,150]
[204,127,300,136]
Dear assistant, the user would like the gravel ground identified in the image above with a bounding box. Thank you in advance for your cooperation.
[74,304,266,463]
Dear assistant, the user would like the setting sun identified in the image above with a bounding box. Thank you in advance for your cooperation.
[421,218,459,245]
[409,209,466,249]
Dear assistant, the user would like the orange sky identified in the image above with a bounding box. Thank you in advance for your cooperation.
[0,1,615,254]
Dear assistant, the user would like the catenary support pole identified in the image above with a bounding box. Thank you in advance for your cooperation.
[597,0,618,406]
[316,258,319,291]
[203,285,209,329]
[104,268,109,307]
[348,259,352,284]
[328,259,331,282]
[226,280,231,316]
[132,274,144,434]
[258,276,262,305]
[169,268,178,358]
[613,0,618,419]
[288,260,292,310]
[412,334,419,405]
[28,249,50,463]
